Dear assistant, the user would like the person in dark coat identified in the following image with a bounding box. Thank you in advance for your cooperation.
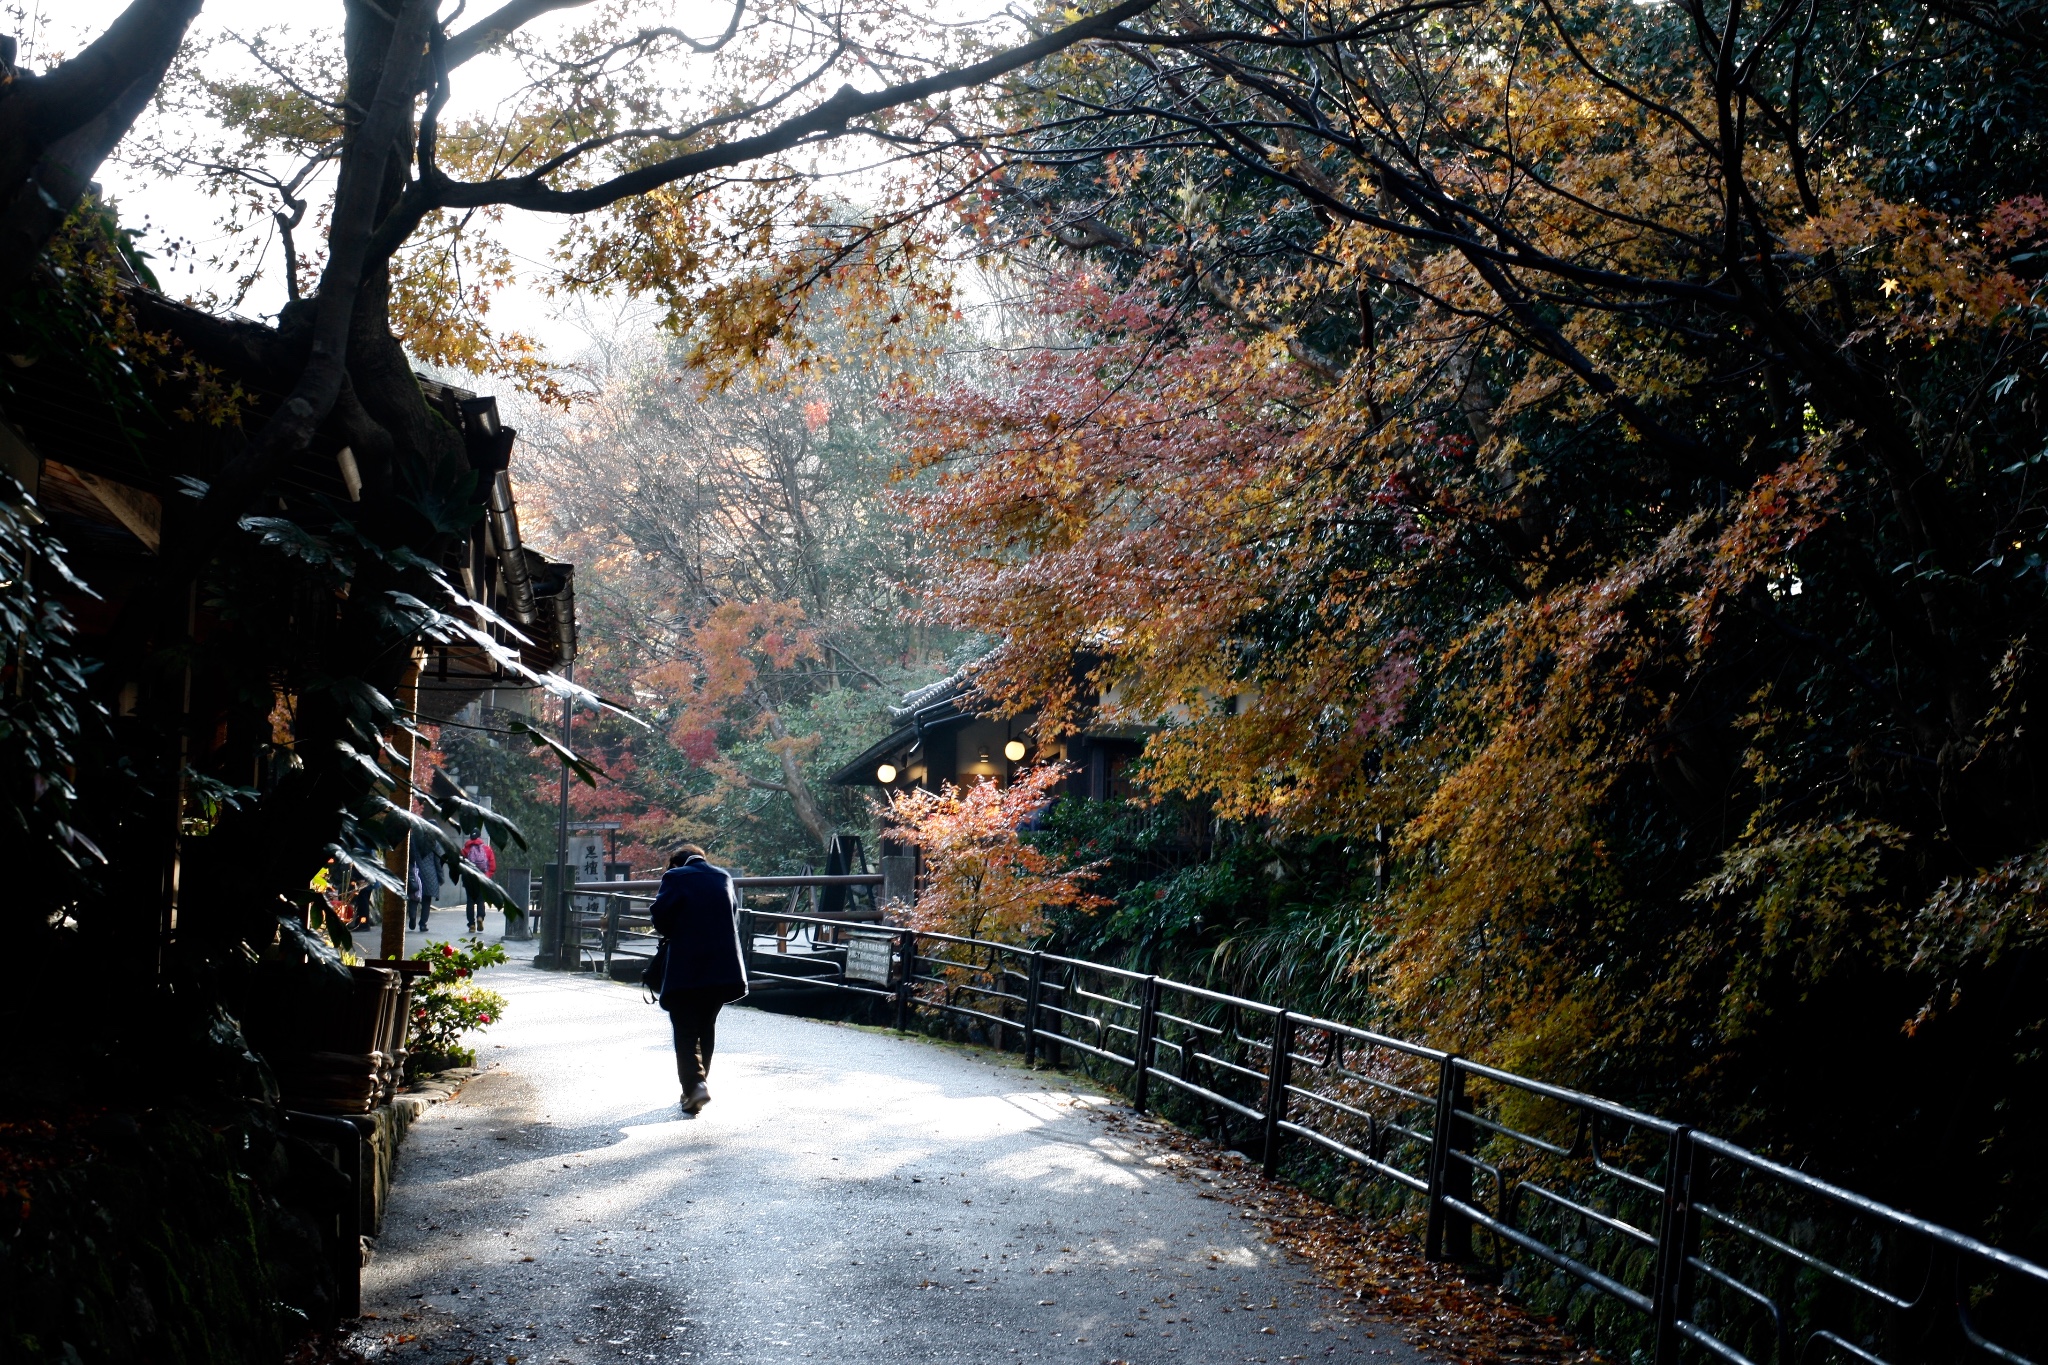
[648,843,747,1114]
[408,839,444,932]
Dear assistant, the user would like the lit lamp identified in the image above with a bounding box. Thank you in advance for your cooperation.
[876,763,898,784]
[1004,739,1028,762]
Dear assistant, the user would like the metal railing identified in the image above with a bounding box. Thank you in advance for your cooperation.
[569,891,657,976]
[568,876,886,978]
[663,902,2046,1365]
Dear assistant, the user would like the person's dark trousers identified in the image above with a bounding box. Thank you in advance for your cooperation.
[667,996,723,1091]
[465,887,485,933]
[409,897,431,932]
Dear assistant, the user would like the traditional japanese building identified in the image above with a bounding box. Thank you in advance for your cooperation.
[826,664,1148,801]
[2,332,575,733]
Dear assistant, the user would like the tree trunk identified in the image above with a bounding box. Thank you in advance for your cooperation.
[756,693,835,850]
[0,0,201,279]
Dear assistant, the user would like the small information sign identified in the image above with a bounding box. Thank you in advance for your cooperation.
[845,931,896,985]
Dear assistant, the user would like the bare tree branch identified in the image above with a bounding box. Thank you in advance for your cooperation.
[369,0,1166,259]
[0,0,201,174]
[445,0,598,68]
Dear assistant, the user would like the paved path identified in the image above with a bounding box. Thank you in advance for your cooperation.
[353,955,1427,1365]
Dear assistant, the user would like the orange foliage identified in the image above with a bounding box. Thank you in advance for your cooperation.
[893,280,1429,833]
[883,764,1107,943]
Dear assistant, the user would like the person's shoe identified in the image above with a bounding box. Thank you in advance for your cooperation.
[681,1083,710,1114]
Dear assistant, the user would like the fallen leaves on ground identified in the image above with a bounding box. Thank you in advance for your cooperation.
[1085,1106,1600,1364]
[281,1332,371,1365]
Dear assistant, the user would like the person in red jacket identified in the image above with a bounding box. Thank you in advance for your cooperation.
[461,833,497,933]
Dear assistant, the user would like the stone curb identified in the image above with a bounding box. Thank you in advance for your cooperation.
[354,1067,485,1250]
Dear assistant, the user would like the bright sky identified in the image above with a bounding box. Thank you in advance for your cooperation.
[31,0,1017,390]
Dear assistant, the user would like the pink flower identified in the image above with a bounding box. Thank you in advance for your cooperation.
[441,944,456,957]
[478,1015,492,1024]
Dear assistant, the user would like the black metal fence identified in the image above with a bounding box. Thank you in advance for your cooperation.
[562,875,885,976]
[706,902,2047,1365]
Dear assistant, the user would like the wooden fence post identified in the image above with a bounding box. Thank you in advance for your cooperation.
[1425,1054,1472,1262]
[601,894,621,975]
[1261,1010,1293,1178]
[1650,1126,1696,1365]
[894,930,916,1032]
[1132,976,1160,1111]
[378,652,422,961]
[1024,952,1044,1067]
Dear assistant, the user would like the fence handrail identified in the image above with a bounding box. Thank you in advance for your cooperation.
[1689,1131,2048,1283]
[1037,949,1150,982]
[575,874,883,893]
[1453,1056,1682,1136]
[1155,975,1285,1016]
[1285,1009,1450,1064]
[721,906,2048,1365]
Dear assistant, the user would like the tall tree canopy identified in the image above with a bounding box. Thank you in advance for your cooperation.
[885,0,2048,1243]
[510,309,960,869]
[0,0,1168,960]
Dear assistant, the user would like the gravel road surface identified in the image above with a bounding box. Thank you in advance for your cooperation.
[352,953,1427,1365]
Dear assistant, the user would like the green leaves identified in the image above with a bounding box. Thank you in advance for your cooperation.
[325,840,404,898]
[507,716,606,787]
[435,783,529,851]
[0,478,114,887]
[407,937,510,1067]
[1687,817,1911,1037]
[183,771,259,837]
[236,515,356,577]
[276,912,352,984]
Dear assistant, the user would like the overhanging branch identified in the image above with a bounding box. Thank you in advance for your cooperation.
[369,0,1165,260]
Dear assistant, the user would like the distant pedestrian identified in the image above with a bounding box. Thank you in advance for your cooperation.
[408,839,444,932]
[648,843,748,1114]
[462,833,497,933]
[344,840,380,925]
